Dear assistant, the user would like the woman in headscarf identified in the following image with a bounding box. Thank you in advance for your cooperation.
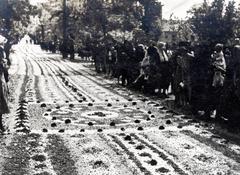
[211,44,226,87]
[204,43,226,121]
[0,43,10,132]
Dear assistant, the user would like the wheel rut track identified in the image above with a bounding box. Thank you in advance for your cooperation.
[18,56,29,102]
[41,61,82,101]
[29,51,88,102]
[100,133,188,175]
[30,52,130,102]
[44,58,100,102]
[38,60,70,100]
[131,133,188,175]
[48,58,127,98]
[99,133,149,175]
[36,59,75,101]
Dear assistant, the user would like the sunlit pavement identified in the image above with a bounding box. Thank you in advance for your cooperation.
[1,40,240,175]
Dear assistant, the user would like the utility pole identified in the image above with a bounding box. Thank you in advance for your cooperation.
[62,0,68,58]
[41,24,45,42]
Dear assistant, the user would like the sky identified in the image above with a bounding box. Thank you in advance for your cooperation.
[161,0,240,19]
[30,0,240,19]
[29,0,47,5]
[161,0,203,19]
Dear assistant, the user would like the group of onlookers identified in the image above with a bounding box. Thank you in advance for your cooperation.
[38,36,240,132]
[0,33,239,134]
[86,39,240,132]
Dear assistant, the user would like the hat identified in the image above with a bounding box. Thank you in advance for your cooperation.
[234,37,240,41]
[179,46,188,52]
[138,44,145,49]
[234,38,240,44]
[157,42,166,48]
[215,43,223,51]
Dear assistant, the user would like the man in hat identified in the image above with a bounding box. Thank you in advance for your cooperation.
[172,43,194,107]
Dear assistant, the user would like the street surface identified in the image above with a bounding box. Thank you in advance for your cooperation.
[1,41,240,175]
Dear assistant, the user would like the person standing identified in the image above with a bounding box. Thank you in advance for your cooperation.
[205,44,226,120]
[157,42,172,97]
[232,38,240,86]
[144,44,161,94]
[211,44,226,87]
[218,39,240,131]
[132,45,148,89]
[172,45,194,107]
[68,39,75,60]
[0,43,10,132]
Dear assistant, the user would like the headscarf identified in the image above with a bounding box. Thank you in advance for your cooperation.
[158,42,169,62]
[0,35,7,46]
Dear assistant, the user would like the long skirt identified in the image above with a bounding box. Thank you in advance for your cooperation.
[0,73,10,114]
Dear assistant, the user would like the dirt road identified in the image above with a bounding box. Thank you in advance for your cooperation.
[1,42,240,175]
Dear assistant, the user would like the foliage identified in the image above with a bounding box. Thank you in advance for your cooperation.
[188,0,238,45]
[0,0,37,43]
[139,0,162,40]
[0,0,37,63]
[37,0,163,48]
[168,16,195,43]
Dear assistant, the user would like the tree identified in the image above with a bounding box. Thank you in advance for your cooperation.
[168,16,195,43]
[188,0,238,45]
[235,4,240,37]
[0,0,37,64]
[81,0,108,38]
[224,1,238,44]
[139,0,162,41]
[38,0,162,49]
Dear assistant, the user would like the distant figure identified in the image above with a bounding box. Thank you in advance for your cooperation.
[115,42,128,85]
[59,41,68,59]
[0,44,10,132]
[106,46,117,77]
[232,38,240,86]
[68,39,75,60]
[123,40,135,85]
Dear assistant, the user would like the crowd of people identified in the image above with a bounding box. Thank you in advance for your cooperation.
[0,33,240,133]
[22,36,240,132]
[81,39,240,132]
